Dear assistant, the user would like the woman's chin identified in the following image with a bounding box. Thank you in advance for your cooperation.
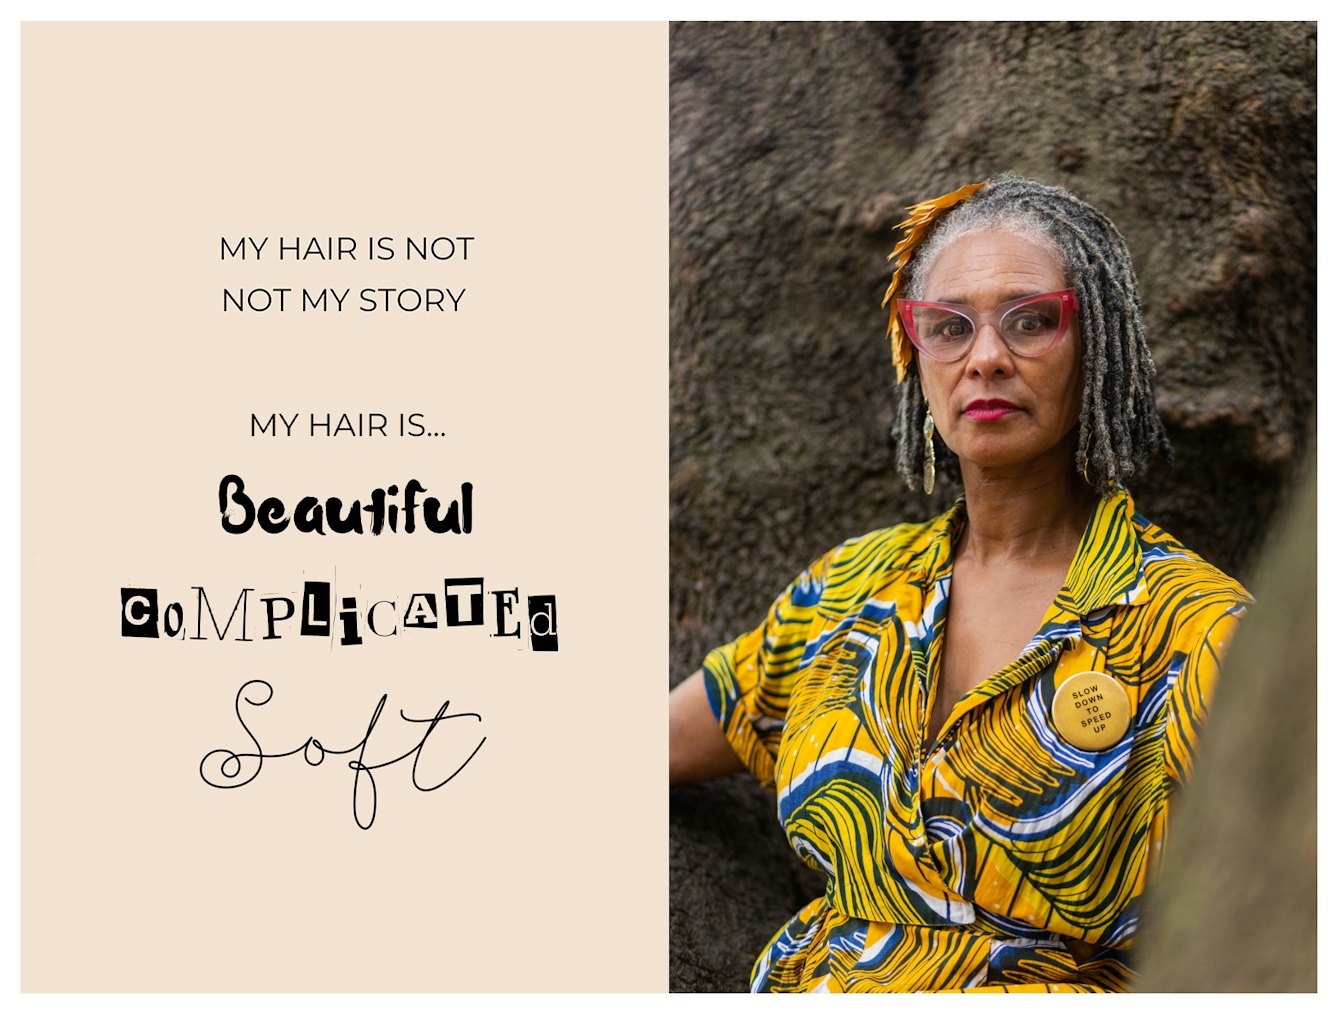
[953,443,1074,476]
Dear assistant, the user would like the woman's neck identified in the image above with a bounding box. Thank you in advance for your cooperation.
[955,432,1097,568]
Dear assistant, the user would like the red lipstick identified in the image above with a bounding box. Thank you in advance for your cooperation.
[963,399,1022,422]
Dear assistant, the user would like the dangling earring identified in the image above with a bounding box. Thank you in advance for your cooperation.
[922,412,936,495]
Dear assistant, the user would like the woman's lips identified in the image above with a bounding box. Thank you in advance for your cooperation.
[963,399,1022,422]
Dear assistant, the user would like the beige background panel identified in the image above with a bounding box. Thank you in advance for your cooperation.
[22,23,667,992]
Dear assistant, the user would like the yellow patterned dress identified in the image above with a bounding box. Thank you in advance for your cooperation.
[702,489,1249,992]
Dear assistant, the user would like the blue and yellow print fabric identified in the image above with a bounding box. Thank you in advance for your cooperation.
[703,489,1248,992]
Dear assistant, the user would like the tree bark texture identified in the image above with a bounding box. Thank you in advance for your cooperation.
[669,21,1315,992]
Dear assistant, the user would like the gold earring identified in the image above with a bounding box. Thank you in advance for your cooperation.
[922,412,936,495]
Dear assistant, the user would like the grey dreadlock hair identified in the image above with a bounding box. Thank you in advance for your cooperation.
[892,173,1172,495]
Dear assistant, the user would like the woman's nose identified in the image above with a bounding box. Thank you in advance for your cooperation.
[965,323,1015,375]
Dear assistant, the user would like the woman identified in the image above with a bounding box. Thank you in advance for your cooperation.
[668,175,1250,992]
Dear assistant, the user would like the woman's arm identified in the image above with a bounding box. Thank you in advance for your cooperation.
[669,669,745,785]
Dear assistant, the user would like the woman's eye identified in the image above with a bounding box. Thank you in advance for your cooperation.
[1009,312,1051,334]
[934,317,970,339]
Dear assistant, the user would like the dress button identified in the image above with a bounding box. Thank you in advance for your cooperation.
[1051,671,1131,750]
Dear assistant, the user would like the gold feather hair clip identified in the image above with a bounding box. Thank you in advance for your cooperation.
[880,180,989,384]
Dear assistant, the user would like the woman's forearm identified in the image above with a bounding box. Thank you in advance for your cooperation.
[669,669,746,784]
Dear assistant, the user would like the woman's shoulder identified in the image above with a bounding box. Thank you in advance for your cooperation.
[809,504,961,588]
[1128,508,1252,606]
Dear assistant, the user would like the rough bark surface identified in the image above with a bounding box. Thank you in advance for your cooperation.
[669,22,1315,992]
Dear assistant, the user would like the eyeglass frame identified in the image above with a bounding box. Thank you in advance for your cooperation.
[895,288,1080,363]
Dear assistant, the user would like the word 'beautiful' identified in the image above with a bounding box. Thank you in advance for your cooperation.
[219,475,471,535]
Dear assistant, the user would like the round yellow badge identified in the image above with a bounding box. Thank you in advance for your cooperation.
[1051,672,1131,751]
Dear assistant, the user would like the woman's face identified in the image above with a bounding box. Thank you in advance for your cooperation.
[916,228,1083,474]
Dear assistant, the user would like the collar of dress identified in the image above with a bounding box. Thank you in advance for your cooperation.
[911,488,1149,740]
[915,485,1150,618]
